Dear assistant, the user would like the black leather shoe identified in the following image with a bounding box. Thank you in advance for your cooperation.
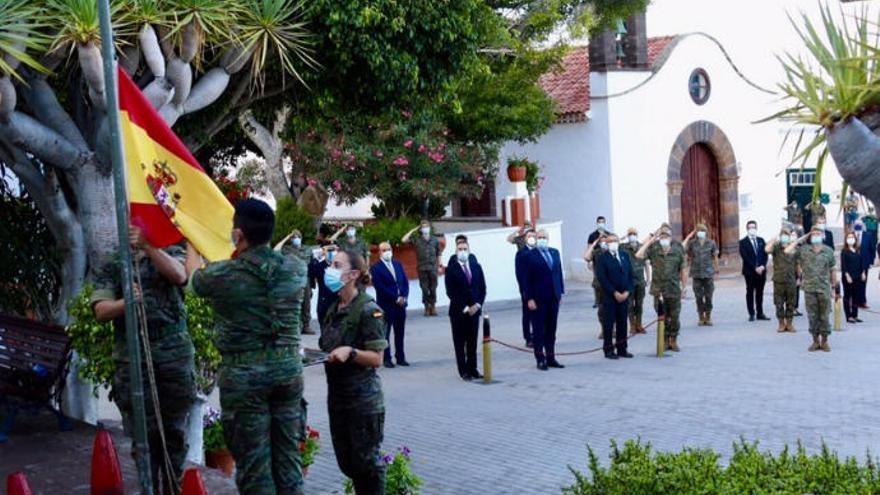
[748,315,756,322]
[617,352,634,359]
[855,318,864,323]
[525,341,534,348]
[461,374,472,381]
[384,360,395,368]
[469,370,483,379]
[397,359,410,367]
[757,314,771,321]
[547,360,565,368]
[794,310,803,316]
[604,353,619,360]
[536,362,548,371]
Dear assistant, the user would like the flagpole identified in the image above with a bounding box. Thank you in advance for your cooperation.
[97,0,154,492]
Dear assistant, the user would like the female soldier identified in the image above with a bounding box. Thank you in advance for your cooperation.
[319,248,388,494]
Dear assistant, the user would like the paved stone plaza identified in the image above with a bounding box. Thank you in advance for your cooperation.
[301,277,880,494]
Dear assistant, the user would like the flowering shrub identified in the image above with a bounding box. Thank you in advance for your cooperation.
[300,426,320,468]
[213,175,252,204]
[344,446,423,494]
[202,406,225,453]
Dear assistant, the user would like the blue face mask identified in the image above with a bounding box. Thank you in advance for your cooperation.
[324,267,345,293]
[326,250,336,263]
[292,237,302,247]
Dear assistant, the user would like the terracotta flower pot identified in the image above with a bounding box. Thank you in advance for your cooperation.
[507,165,527,182]
[205,448,235,477]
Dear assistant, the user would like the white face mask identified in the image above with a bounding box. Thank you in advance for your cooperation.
[810,235,823,245]
[537,238,549,249]
[696,231,707,240]
[381,250,393,261]
[628,235,638,244]
[457,249,469,263]
[659,238,671,248]
[597,222,606,231]
[600,242,608,251]
[526,237,537,248]
[816,223,826,231]
[748,228,757,237]
[420,227,430,236]
[608,242,619,253]
[346,228,356,238]
[847,237,856,246]
[780,235,791,245]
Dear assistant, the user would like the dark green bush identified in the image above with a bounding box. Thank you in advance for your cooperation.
[273,197,316,246]
[360,218,418,247]
[564,439,880,495]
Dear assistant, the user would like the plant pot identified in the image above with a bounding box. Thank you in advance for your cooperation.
[205,448,235,477]
[507,166,527,182]
[303,465,310,477]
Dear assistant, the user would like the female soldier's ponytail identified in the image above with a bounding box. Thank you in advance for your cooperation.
[343,248,372,289]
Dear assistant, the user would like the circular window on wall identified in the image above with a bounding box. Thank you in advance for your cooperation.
[689,68,711,105]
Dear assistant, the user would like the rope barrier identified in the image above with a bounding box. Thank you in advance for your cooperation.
[489,318,662,356]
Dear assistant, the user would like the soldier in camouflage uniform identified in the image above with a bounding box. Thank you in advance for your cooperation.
[765,228,798,333]
[584,235,609,339]
[636,225,687,352]
[403,220,444,316]
[621,228,648,335]
[785,226,839,352]
[684,223,719,326]
[91,225,195,493]
[319,248,388,494]
[331,224,370,261]
[188,199,308,494]
[280,229,316,335]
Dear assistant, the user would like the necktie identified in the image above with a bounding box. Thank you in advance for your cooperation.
[542,249,552,268]
[463,262,472,283]
[386,261,396,280]
[613,253,620,265]
[752,238,758,255]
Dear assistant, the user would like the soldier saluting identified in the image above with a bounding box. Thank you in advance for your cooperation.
[636,225,687,352]
[785,225,839,352]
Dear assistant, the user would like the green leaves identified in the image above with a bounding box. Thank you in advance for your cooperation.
[235,0,316,88]
[0,0,51,82]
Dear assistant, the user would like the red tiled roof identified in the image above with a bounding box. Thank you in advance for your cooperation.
[539,35,678,123]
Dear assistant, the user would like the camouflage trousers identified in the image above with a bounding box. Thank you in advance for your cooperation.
[773,282,797,320]
[692,278,714,314]
[418,269,438,305]
[628,281,646,322]
[301,284,312,330]
[114,332,196,494]
[654,295,682,337]
[804,291,831,337]
[593,278,606,326]
[219,358,305,495]
[329,410,385,495]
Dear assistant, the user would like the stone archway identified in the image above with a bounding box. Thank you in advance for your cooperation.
[667,120,740,256]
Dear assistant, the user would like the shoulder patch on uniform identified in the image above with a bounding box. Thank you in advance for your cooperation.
[372,309,384,319]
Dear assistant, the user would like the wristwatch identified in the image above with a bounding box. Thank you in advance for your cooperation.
[346,348,358,363]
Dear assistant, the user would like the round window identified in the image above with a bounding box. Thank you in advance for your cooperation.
[689,69,711,105]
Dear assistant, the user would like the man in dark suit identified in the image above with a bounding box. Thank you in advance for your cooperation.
[739,220,770,321]
[308,243,339,329]
[595,233,635,359]
[523,229,565,370]
[370,241,410,368]
[515,229,537,347]
[444,236,487,381]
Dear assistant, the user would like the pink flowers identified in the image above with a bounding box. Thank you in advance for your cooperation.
[330,148,342,160]
[427,151,445,163]
[401,110,413,119]
[398,171,407,181]
[417,144,427,153]
[374,150,384,158]
[332,180,343,191]
[393,156,409,167]
[403,139,414,149]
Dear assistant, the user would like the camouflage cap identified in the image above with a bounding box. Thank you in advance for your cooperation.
[626,227,638,235]
[290,229,302,238]
[696,223,708,231]
[810,225,825,235]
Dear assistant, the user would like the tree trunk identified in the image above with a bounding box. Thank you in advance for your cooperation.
[826,116,880,207]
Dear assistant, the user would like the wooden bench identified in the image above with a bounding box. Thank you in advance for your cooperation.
[0,314,73,442]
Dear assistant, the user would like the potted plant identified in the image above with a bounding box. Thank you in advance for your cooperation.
[344,446,423,494]
[507,156,534,182]
[203,407,234,476]
[300,426,320,476]
[361,218,422,279]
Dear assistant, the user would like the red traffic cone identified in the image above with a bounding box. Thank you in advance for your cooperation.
[91,429,124,495]
[7,472,33,495]
[181,468,207,495]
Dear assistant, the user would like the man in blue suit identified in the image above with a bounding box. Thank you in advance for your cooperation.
[595,233,635,359]
[444,235,487,381]
[370,241,410,368]
[515,229,537,347]
[523,229,565,371]
[308,243,338,330]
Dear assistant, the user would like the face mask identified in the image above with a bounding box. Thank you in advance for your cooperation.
[629,235,638,244]
[420,227,430,235]
[324,267,345,293]
[526,237,537,248]
[597,223,606,231]
[816,223,826,231]
[537,238,549,249]
[811,235,823,245]
[457,249,469,263]
[748,228,757,237]
[659,239,671,248]
[326,250,336,263]
[292,237,302,247]
[381,250,393,261]
[697,231,707,240]
[312,248,323,260]
[600,242,608,251]
[780,235,791,245]
[230,231,239,248]
[346,228,356,238]
[608,242,619,253]
[847,237,856,246]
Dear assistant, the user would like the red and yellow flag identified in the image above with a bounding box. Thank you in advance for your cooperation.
[118,67,234,261]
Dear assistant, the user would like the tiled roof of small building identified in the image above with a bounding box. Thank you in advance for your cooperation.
[539,35,678,123]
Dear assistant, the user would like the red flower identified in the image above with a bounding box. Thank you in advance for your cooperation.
[299,441,306,452]
[308,429,319,439]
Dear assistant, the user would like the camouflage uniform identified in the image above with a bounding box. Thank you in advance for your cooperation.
[771,244,798,321]
[645,242,686,338]
[191,245,307,495]
[342,237,370,262]
[319,291,388,494]
[90,245,196,492]
[411,235,442,309]
[796,245,836,337]
[621,241,646,330]
[282,243,314,333]
[687,239,718,321]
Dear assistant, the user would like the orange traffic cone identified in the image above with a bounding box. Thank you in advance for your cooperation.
[91,429,124,495]
[7,472,33,495]
[181,468,207,495]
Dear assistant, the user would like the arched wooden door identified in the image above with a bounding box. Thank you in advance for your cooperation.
[680,143,721,243]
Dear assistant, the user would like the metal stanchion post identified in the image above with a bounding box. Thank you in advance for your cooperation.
[834,296,842,331]
[482,314,492,384]
[656,296,666,358]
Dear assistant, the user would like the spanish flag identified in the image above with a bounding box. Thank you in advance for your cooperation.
[117,67,234,261]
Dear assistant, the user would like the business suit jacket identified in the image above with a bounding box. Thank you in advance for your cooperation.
[370,259,409,315]
[444,254,487,316]
[595,250,635,299]
[739,236,768,276]
[523,247,565,303]
[515,247,533,293]
[824,230,835,249]
[308,258,337,320]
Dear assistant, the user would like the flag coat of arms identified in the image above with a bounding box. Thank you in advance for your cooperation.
[117,67,234,261]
